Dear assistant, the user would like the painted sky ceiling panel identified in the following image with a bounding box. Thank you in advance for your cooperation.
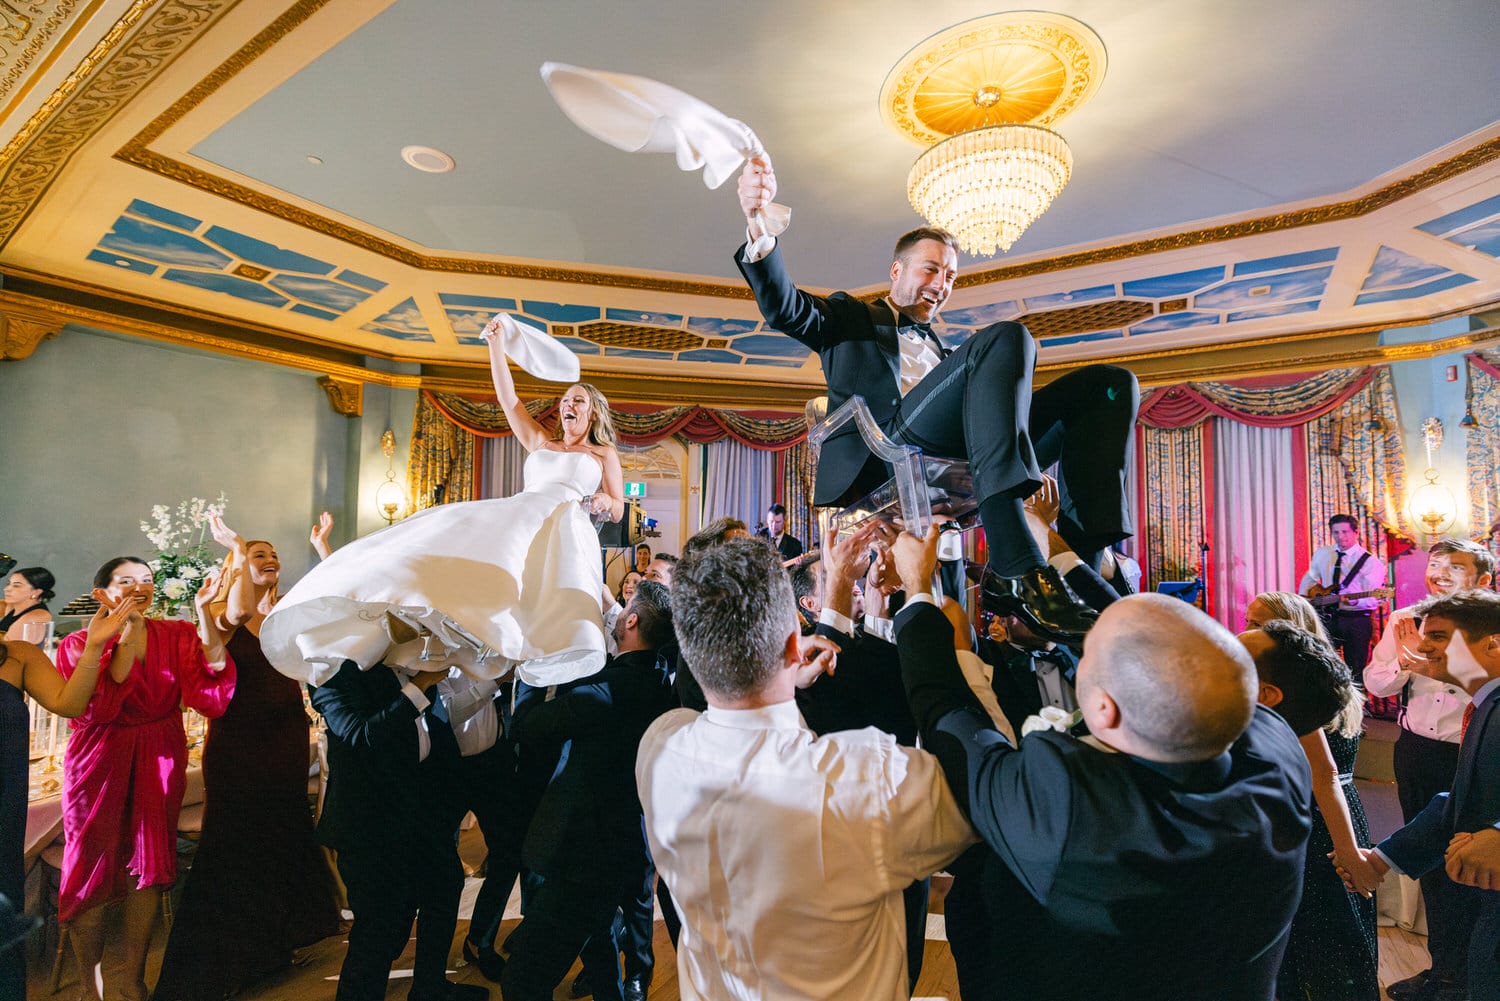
[363,297,433,342]
[1452,219,1500,259]
[1417,192,1500,238]
[1130,311,1221,335]
[1232,247,1339,276]
[87,250,156,276]
[1023,285,1116,311]
[687,317,760,336]
[1121,267,1225,299]
[608,307,683,326]
[1193,266,1333,310]
[942,301,1019,328]
[1354,272,1478,306]
[1226,300,1321,323]
[1362,246,1452,291]
[203,227,336,276]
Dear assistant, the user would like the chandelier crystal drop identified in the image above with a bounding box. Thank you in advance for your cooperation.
[907,124,1073,256]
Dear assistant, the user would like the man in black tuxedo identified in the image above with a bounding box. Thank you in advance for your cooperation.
[977,613,1081,737]
[889,527,1311,1000]
[735,157,1138,643]
[500,582,676,1001]
[1360,590,1500,1001]
[756,503,804,562]
[311,660,488,1001]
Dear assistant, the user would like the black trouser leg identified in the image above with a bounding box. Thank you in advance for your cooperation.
[1330,612,1375,676]
[500,877,625,1001]
[465,740,529,951]
[1394,730,1476,978]
[656,876,681,948]
[336,846,419,1001]
[1028,364,1139,553]
[903,877,930,991]
[616,859,656,984]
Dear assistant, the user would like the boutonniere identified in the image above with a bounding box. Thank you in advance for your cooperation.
[1020,706,1083,737]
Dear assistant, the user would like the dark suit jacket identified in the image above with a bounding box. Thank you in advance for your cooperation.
[897,602,1312,1001]
[309,661,423,852]
[512,648,674,883]
[738,244,913,505]
[798,622,916,745]
[976,637,1079,737]
[755,528,804,561]
[1380,681,1500,877]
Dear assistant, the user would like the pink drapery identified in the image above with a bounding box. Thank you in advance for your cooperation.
[1137,368,1376,429]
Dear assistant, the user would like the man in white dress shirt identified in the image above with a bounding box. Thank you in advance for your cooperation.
[1364,538,1494,1000]
[636,537,973,1001]
[1299,513,1388,674]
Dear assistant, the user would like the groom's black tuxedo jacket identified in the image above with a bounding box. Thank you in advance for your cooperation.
[738,243,930,506]
[897,602,1313,1001]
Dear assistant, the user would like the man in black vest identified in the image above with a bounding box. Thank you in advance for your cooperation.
[736,157,1138,644]
[756,503,804,562]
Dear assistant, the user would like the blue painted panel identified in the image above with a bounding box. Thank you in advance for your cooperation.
[440,292,517,310]
[1130,311,1220,335]
[604,348,674,360]
[369,298,428,335]
[336,269,387,292]
[1194,266,1333,309]
[1354,272,1478,306]
[1123,267,1225,299]
[204,227,335,275]
[521,301,601,323]
[1226,301,1321,323]
[1039,330,1124,347]
[161,268,288,306]
[1022,285,1115,311]
[730,334,811,358]
[290,303,339,321]
[1417,192,1500,237]
[686,316,760,336]
[100,218,231,269]
[607,307,682,326]
[677,349,743,365]
[554,337,600,355]
[745,357,806,368]
[1361,246,1449,291]
[87,249,156,275]
[362,324,435,342]
[1233,247,1339,276]
[268,274,373,312]
[941,301,1018,326]
[124,199,201,232]
[444,308,508,340]
[1446,218,1500,259]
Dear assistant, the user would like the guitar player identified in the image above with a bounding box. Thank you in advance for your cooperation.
[1299,513,1388,675]
[1362,538,1495,1001]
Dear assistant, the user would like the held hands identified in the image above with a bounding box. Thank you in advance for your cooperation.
[1446,828,1500,890]
[207,512,245,554]
[1330,847,1386,897]
[793,633,839,689]
[737,155,776,226]
[821,521,885,589]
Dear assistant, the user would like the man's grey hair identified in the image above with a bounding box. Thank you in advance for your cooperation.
[627,580,674,651]
[671,537,797,700]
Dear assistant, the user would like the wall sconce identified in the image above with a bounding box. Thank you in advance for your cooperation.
[1408,417,1456,538]
[375,428,407,525]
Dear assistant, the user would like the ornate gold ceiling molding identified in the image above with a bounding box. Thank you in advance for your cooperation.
[110,0,755,299]
[317,374,363,416]
[0,0,83,108]
[0,300,63,359]
[0,0,236,248]
[954,135,1500,290]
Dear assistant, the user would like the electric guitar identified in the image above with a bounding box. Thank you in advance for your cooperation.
[1306,587,1394,609]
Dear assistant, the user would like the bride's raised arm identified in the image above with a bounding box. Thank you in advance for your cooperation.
[482,321,550,452]
[590,447,626,522]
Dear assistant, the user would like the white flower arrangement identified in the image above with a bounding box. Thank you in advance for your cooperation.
[138,494,228,618]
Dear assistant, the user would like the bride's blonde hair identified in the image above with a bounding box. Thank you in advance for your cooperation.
[559,382,617,447]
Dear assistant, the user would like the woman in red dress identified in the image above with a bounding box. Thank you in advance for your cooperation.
[54,557,236,1001]
[152,524,341,1001]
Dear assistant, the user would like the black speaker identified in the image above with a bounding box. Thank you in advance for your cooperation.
[596,501,645,548]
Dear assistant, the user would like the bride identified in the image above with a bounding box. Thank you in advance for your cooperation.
[261,315,624,688]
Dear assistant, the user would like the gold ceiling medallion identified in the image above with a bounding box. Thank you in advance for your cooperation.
[882,12,1105,256]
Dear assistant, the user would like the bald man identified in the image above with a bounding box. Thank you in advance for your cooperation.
[891,528,1313,1001]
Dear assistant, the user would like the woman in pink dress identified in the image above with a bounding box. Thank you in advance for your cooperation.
[54,556,236,1001]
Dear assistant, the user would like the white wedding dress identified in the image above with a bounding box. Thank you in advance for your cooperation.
[261,448,607,687]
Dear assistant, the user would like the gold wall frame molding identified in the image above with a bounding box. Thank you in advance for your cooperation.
[317,374,363,416]
[0,0,236,248]
[0,300,62,359]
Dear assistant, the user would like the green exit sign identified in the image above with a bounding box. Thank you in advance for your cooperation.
[623,481,648,499]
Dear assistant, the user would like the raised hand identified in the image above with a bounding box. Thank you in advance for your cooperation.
[891,524,942,597]
[793,633,839,688]
[1024,474,1061,527]
[310,511,334,560]
[84,596,137,649]
[737,155,776,225]
[1446,828,1500,890]
[208,512,245,553]
[194,568,223,615]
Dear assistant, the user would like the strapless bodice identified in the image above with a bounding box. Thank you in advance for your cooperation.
[523,448,603,498]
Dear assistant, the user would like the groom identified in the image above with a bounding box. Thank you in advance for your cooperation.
[734,156,1138,642]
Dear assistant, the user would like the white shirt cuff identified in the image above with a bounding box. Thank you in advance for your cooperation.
[401,681,431,712]
[863,615,895,644]
[742,224,776,263]
[905,592,938,609]
[818,607,855,636]
[1371,847,1403,876]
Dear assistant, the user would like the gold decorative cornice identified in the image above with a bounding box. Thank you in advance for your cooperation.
[0,0,82,107]
[0,301,62,359]
[954,135,1500,289]
[317,374,363,416]
[0,0,235,248]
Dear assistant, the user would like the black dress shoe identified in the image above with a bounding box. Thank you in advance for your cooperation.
[1385,970,1429,1001]
[408,980,491,1001]
[622,974,649,1001]
[979,565,1097,645]
[461,937,506,984]
[568,976,593,998]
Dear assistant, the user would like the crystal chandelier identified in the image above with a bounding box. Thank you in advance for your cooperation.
[908,123,1073,256]
[881,12,1105,257]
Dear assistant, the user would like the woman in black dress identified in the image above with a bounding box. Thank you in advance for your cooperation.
[152,524,341,1001]
[0,602,129,999]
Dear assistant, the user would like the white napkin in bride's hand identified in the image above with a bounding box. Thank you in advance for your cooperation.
[539,61,790,236]
[482,312,579,384]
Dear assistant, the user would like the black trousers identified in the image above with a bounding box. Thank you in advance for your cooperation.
[335,845,420,1001]
[890,323,1138,550]
[465,736,541,953]
[500,873,634,1001]
[1393,729,1479,978]
[1328,611,1376,676]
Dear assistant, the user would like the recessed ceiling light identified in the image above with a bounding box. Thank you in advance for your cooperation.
[401,145,455,173]
[306,154,324,165]
[114,259,133,267]
[1248,285,1271,296]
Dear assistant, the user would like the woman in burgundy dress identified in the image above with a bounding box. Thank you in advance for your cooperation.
[152,525,340,1001]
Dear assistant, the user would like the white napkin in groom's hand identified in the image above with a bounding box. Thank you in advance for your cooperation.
[483,312,580,384]
[539,61,790,237]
